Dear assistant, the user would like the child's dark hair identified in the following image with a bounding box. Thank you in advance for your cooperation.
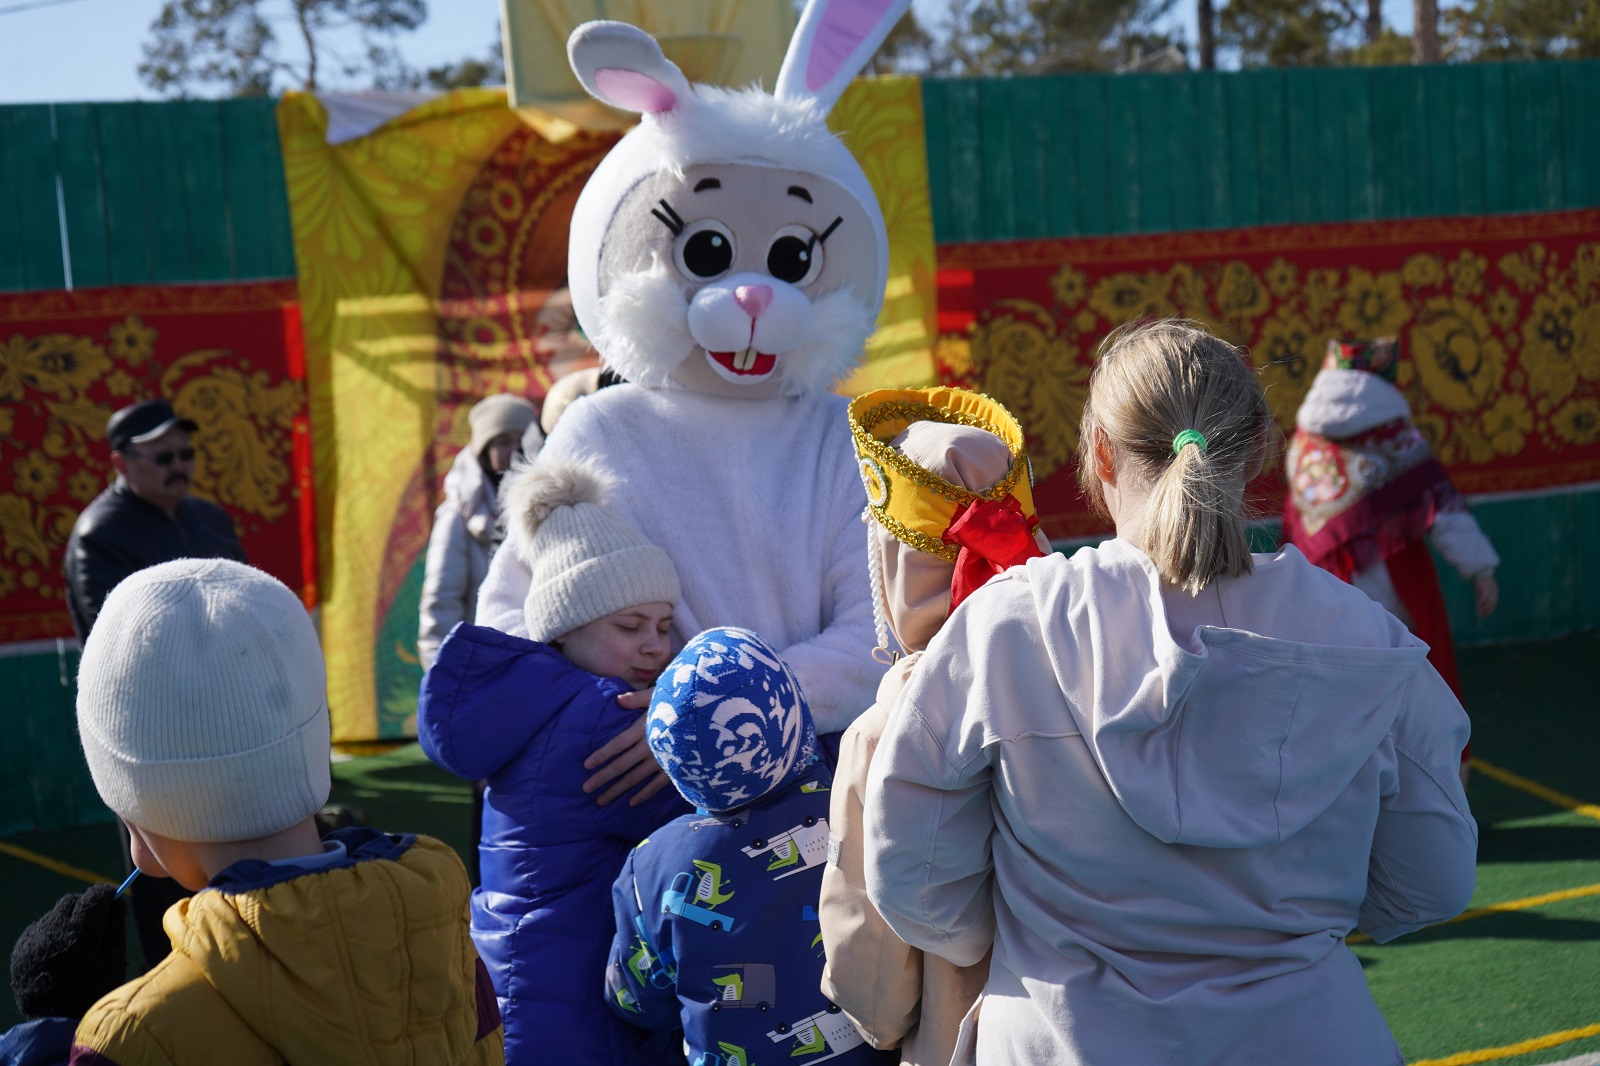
[1077,319,1270,594]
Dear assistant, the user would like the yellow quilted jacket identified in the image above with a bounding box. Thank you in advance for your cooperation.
[72,831,504,1066]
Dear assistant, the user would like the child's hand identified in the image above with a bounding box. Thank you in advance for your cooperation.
[1474,571,1499,618]
[583,701,672,807]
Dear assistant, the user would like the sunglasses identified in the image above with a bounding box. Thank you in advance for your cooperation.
[133,447,196,466]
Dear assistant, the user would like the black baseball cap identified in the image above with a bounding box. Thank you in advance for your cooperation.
[105,400,198,453]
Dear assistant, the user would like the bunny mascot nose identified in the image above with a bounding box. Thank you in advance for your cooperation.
[734,284,774,319]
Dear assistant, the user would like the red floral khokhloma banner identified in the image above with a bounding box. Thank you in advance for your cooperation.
[935,209,1600,539]
[0,282,313,643]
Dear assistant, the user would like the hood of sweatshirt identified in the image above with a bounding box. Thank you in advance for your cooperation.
[1027,539,1430,848]
[165,829,495,1065]
[1295,366,1413,438]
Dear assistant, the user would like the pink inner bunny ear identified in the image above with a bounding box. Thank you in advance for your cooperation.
[805,0,900,91]
[594,67,678,113]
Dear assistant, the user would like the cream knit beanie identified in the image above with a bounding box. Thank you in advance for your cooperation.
[76,558,331,843]
[501,458,680,643]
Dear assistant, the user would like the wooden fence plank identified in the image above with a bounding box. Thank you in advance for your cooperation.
[1195,73,1232,230]
[0,110,28,291]
[1479,63,1512,214]
[95,104,153,285]
[249,98,296,278]
[1135,75,1174,233]
[1451,65,1487,217]
[942,79,984,244]
[1166,74,1204,232]
[1255,70,1291,225]
[1310,69,1348,222]
[1009,78,1050,239]
[1423,66,1458,217]
[1071,76,1113,236]
[1559,64,1587,209]
[980,79,1018,240]
[1513,62,1564,212]
[1284,69,1320,223]
[137,103,195,282]
[53,104,111,289]
[1106,75,1142,233]
[1225,73,1261,227]
[1368,67,1407,220]
[0,106,67,292]
[176,100,233,280]
[1044,78,1080,237]
[1581,60,1600,206]
[1343,69,1376,221]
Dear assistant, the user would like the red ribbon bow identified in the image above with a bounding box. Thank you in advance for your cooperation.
[941,495,1046,610]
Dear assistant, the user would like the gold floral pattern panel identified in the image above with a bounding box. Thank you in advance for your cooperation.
[0,282,313,643]
[935,210,1600,539]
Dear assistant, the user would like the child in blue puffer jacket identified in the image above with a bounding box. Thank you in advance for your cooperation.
[418,459,691,1065]
[605,628,893,1066]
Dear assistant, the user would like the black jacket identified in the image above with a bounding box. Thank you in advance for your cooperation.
[63,482,246,639]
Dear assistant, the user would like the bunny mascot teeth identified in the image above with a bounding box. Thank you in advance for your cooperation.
[477,0,912,734]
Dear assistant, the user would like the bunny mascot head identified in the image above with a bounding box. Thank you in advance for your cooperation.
[477,1,909,739]
[564,0,906,397]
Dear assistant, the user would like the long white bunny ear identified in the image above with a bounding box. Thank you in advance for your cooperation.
[774,0,914,115]
[568,20,692,116]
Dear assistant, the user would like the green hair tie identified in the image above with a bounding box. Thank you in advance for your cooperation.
[1171,429,1208,456]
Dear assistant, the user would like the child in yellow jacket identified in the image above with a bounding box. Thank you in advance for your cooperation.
[67,558,503,1066]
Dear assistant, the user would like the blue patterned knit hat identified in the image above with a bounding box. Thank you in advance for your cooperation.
[647,627,818,813]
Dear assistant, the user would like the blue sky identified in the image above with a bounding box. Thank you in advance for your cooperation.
[0,0,1420,105]
[0,0,502,103]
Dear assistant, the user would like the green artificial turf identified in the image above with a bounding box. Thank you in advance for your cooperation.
[2,631,1597,1063]
[1350,631,1600,1065]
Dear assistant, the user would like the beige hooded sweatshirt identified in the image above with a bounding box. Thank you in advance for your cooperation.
[818,422,1045,1066]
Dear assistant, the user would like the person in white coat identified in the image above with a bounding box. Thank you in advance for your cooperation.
[863,319,1478,1066]
[418,394,540,670]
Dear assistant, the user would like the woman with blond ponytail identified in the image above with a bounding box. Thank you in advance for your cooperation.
[862,319,1478,1066]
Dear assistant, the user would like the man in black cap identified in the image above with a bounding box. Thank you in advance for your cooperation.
[62,399,247,975]
[63,399,246,640]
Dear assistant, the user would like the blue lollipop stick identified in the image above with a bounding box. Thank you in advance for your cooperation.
[114,869,140,898]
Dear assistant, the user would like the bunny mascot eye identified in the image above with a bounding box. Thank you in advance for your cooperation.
[765,223,831,286]
[673,219,737,281]
[478,0,913,757]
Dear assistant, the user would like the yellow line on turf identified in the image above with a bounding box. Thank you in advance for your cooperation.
[1409,1022,1600,1065]
[1471,758,1600,824]
[0,841,115,886]
[1348,880,1600,944]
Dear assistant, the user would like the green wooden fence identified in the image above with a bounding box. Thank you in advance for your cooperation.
[921,61,1600,244]
[0,98,294,292]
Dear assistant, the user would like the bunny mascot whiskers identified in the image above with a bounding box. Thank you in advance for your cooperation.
[478,0,912,741]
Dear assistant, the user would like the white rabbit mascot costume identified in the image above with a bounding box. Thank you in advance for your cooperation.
[477,0,912,732]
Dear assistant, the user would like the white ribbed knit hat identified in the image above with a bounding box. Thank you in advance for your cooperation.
[500,458,680,643]
[76,558,331,844]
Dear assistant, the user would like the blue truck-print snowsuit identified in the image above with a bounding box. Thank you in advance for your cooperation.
[605,628,893,1066]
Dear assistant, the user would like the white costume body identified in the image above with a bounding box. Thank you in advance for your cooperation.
[478,385,877,733]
